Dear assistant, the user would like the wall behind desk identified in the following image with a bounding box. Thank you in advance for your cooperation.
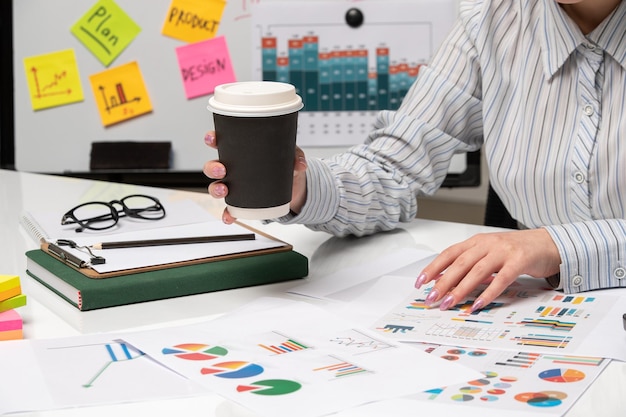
[13,0,256,172]
[13,0,468,178]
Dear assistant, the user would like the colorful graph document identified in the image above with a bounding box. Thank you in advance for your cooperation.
[370,277,620,357]
[122,297,481,417]
[0,334,205,415]
[250,0,458,147]
[405,342,609,416]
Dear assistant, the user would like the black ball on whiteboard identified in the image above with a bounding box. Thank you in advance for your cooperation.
[345,8,364,28]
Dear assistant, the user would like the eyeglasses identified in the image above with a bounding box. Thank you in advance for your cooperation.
[61,194,166,232]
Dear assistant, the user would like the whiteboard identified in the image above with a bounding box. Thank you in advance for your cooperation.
[13,0,464,174]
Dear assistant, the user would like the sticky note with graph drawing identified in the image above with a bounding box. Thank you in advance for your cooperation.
[23,49,84,111]
[89,61,153,126]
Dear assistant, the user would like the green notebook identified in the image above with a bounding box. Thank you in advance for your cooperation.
[26,249,308,311]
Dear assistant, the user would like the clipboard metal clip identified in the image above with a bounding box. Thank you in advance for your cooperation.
[50,240,106,267]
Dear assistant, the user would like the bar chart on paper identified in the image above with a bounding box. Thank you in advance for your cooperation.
[251,0,458,147]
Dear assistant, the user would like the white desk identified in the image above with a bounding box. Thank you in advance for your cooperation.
[1,169,624,416]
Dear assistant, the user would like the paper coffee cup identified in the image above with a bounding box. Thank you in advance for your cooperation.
[208,82,303,220]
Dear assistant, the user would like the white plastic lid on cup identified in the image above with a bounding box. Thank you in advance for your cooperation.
[208,81,303,117]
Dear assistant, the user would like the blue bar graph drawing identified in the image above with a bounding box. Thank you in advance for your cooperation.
[261,35,422,112]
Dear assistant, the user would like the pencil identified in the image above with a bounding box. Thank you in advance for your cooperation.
[90,233,256,250]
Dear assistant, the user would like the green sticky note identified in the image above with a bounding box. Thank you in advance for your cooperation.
[0,294,27,314]
[71,0,141,67]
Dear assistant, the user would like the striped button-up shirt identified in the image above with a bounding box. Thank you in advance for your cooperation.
[286,0,626,294]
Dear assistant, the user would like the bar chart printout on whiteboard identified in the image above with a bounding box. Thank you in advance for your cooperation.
[251,0,458,147]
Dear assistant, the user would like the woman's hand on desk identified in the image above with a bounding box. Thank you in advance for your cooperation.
[416,228,561,312]
[202,131,309,223]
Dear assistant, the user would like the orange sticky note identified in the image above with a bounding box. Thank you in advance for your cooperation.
[89,61,153,126]
[23,49,84,110]
[162,0,226,43]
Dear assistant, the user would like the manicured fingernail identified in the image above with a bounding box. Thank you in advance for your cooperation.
[424,289,439,306]
[213,183,226,197]
[204,133,215,146]
[470,298,485,313]
[439,294,455,311]
[415,273,427,289]
[211,165,226,177]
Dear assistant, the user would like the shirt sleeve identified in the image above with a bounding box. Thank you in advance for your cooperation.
[544,220,626,293]
[278,1,485,236]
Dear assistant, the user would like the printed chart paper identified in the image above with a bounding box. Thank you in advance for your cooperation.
[123,297,481,417]
[407,342,609,416]
[0,334,206,415]
[371,277,619,356]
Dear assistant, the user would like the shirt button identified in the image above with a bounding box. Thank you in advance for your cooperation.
[572,275,583,287]
[615,267,626,279]
[583,104,594,116]
[573,172,585,184]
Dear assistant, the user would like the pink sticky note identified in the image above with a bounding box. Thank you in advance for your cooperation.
[175,35,236,99]
[0,309,22,332]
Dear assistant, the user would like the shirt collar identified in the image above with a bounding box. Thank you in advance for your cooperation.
[540,0,626,77]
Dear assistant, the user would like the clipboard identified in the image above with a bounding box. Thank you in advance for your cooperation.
[41,221,293,279]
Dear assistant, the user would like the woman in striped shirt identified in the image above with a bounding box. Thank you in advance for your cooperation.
[204,0,625,311]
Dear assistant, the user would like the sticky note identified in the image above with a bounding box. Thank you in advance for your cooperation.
[0,275,20,292]
[23,49,84,111]
[0,275,21,303]
[0,310,23,341]
[0,286,21,303]
[162,0,226,43]
[71,0,141,67]
[175,36,236,99]
[0,295,27,314]
[89,61,153,126]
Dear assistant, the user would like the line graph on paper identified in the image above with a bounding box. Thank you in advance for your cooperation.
[33,337,203,407]
[46,341,144,388]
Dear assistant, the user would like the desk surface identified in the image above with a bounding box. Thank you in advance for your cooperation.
[0,169,624,417]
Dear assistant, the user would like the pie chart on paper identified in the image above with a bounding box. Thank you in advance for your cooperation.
[237,379,302,396]
[538,368,585,383]
[161,343,228,361]
[200,361,264,378]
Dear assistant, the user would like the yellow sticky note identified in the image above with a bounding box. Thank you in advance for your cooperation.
[23,49,84,111]
[0,275,20,293]
[89,61,153,126]
[71,0,141,67]
[162,0,226,43]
